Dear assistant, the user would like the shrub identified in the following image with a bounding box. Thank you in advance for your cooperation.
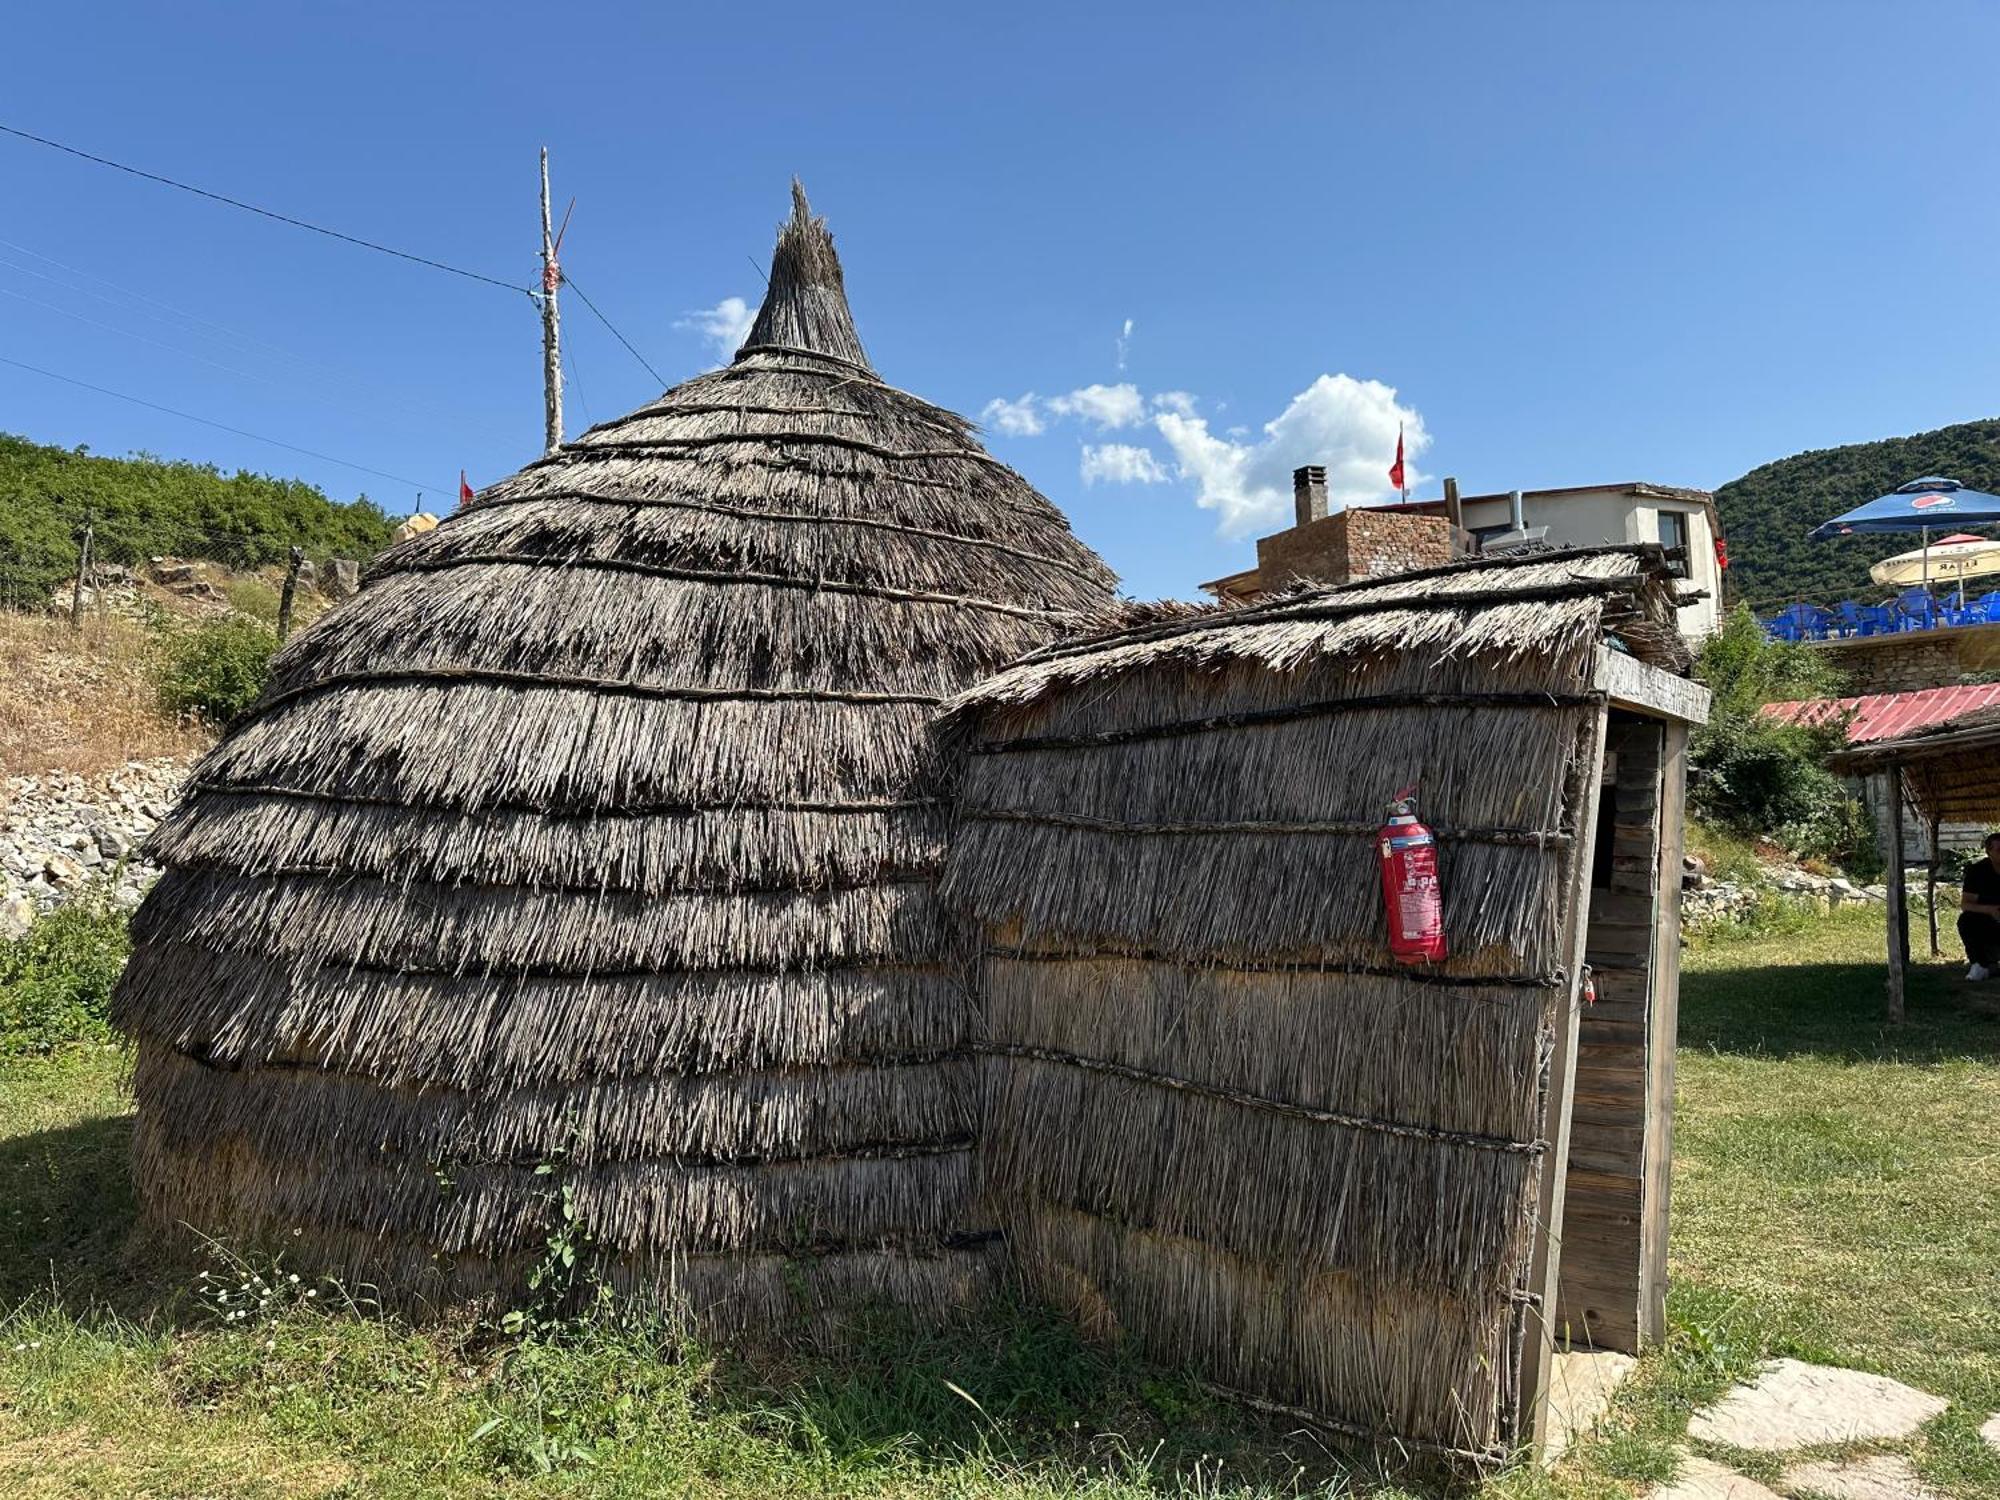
[0,887,130,1054]
[1689,606,1874,872]
[0,431,395,603]
[154,615,276,726]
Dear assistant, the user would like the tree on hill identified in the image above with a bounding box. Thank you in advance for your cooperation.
[0,432,395,607]
[1716,416,2000,612]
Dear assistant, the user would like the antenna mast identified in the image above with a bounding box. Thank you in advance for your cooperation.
[539,147,563,454]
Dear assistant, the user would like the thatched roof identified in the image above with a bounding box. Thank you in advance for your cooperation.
[939,544,1686,1460]
[113,183,1116,1324]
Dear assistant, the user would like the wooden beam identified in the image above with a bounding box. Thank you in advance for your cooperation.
[1520,703,1609,1456]
[1593,648,1712,725]
[1638,721,1687,1346]
[1885,767,1907,1025]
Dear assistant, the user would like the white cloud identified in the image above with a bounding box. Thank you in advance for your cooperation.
[675,296,756,361]
[1116,318,1134,372]
[981,393,1045,437]
[1080,442,1168,486]
[1151,390,1198,418]
[1153,374,1427,538]
[1047,382,1147,430]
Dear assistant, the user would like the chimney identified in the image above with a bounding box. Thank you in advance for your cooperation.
[1293,465,1328,527]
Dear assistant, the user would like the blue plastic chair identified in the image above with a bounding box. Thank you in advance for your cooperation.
[1772,602,1828,641]
[1834,600,1871,638]
[1979,591,2000,624]
[1895,588,1941,631]
[1860,603,1898,637]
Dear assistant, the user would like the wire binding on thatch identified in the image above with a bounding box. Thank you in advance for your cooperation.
[939,546,1684,1457]
[112,181,1115,1326]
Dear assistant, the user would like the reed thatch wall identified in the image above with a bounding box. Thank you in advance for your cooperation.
[112,182,1115,1329]
[939,547,1686,1460]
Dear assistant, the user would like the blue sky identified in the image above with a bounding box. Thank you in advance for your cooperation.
[6,2,2000,598]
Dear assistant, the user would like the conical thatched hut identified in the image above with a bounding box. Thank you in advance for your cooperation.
[938,546,1708,1463]
[112,184,1116,1326]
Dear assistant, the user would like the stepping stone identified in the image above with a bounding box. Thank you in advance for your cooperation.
[1650,1453,1785,1500]
[1781,1454,1937,1500]
[1544,1348,1637,1465]
[1687,1360,1947,1451]
[1982,1412,2000,1453]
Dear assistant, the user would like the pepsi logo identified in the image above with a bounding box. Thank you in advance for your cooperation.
[1912,493,1956,509]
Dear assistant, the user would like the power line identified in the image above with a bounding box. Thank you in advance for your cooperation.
[0,121,534,298]
[0,354,449,494]
[563,272,667,387]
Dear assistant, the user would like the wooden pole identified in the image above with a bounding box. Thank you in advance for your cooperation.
[69,522,93,630]
[1926,813,1941,959]
[1885,767,1907,1025]
[539,147,564,456]
[276,546,304,643]
[1519,703,1609,1456]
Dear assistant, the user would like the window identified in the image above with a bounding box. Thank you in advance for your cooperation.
[1657,510,1690,576]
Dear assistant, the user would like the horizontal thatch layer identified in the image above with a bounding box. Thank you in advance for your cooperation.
[136,1204,999,1340]
[118,942,965,1090]
[1008,1204,1508,1459]
[149,791,948,897]
[371,490,1109,613]
[189,686,942,811]
[133,1097,974,1258]
[980,957,1545,1141]
[980,1056,1536,1300]
[944,548,1680,724]
[132,868,955,975]
[133,1044,974,1175]
[270,566,1063,703]
[950,822,1566,975]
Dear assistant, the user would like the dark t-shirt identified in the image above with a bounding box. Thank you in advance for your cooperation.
[1963,857,2000,908]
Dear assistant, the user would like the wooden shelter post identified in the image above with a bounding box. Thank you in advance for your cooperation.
[1926,812,1942,958]
[1885,766,1907,1025]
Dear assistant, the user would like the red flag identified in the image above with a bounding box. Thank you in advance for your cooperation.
[459,470,476,509]
[1388,426,1406,492]
[1715,536,1730,572]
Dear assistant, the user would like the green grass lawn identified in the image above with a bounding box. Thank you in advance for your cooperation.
[2,907,1997,1498]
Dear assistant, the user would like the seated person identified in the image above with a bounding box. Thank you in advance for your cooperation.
[1960,831,2000,981]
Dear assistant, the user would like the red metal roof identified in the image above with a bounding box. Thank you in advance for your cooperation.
[1765,682,2000,744]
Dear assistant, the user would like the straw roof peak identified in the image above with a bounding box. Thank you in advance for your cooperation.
[739,178,873,372]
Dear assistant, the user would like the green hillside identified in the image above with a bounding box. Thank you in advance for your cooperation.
[1717,417,2000,611]
[0,432,395,608]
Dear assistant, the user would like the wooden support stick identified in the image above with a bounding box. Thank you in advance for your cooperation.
[69,522,92,630]
[276,546,304,643]
[1926,814,1941,958]
[1886,768,1907,1025]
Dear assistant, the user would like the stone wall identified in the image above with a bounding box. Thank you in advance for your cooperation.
[1820,635,1962,694]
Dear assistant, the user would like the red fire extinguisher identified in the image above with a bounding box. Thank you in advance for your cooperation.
[1379,785,1448,965]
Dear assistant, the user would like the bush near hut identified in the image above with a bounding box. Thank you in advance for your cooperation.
[0,885,129,1056]
[152,614,276,727]
[1689,605,1873,873]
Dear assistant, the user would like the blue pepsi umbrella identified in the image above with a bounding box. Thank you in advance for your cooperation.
[1808,477,2000,540]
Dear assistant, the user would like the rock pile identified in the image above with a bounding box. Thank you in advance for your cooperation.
[0,758,188,937]
[1680,852,1890,929]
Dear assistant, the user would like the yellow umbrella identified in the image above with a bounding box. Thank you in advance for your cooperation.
[1869,533,2000,589]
